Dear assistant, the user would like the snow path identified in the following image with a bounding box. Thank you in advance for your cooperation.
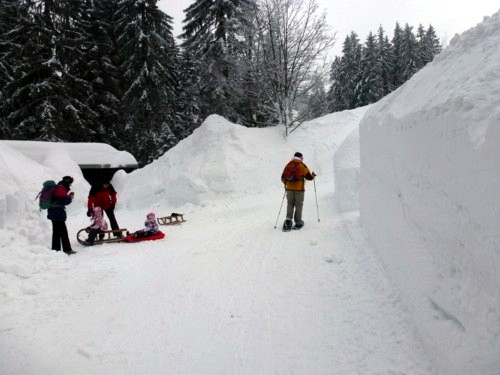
[1,196,433,374]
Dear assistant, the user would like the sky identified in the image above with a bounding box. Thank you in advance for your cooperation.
[1,8,499,375]
[157,0,500,56]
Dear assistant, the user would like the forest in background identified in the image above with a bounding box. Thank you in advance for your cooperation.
[0,0,441,164]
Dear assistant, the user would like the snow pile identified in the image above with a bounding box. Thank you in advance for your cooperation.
[360,9,500,375]
[117,109,367,211]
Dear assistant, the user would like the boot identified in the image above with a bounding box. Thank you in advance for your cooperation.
[293,220,304,229]
[282,219,293,231]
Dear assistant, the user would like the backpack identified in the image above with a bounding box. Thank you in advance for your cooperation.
[36,180,56,210]
[283,160,302,182]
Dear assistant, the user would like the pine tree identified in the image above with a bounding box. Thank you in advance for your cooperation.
[54,0,98,140]
[400,23,419,82]
[391,22,405,89]
[422,25,441,65]
[328,32,362,111]
[4,0,65,140]
[85,0,122,146]
[377,26,394,96]
[0,0,22,137]
[115,0,180,164]
[357,32,384,106]
[181,0,255,124]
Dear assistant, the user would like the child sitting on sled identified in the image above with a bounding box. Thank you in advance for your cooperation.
[84,206,108,246]
[129,212,159,238]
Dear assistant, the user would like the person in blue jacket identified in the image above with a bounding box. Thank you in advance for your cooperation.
[47,176,76,255]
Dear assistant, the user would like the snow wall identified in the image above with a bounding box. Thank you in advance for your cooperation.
[360,10,500,375]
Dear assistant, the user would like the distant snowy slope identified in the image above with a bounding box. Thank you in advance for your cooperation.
[360,9,500,375]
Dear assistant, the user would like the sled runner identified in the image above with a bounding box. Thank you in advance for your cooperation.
[157,213,186,225]
[123,231,165,242]
[76,228,128,246]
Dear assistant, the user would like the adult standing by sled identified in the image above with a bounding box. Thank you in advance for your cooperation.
[87,181,121,237]
[48,176,76,255]
[281,152,316,231]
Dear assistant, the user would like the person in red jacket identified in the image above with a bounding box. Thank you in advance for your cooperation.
[87,181,121,237]
[48,176,76,254]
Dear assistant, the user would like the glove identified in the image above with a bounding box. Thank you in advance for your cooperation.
[86,209,92,217]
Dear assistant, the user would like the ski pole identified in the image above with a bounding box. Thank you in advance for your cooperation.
[274,190,286,229]
[313,178,320,222]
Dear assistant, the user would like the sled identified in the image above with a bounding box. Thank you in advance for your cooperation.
[157,213,186,225]
[122,230,165,243]
[76,228,128,246]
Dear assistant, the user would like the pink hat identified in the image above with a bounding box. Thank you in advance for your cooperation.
[147,212,156,220]
[93,206,103,215]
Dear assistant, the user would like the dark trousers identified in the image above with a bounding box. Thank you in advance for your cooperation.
[105,208,120,233]
[87,229,103,244]
[51,220,72,253]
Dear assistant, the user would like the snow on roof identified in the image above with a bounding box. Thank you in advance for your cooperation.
[0,140,138,169]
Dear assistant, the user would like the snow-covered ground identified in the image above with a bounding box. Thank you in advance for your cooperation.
[0,107,436,374]
[1,8,499,375]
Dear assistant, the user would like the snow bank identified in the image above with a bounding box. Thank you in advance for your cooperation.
[0,144,88,231]
[360,10,500,375]
[117,111,368,211]
[334,128,360,213]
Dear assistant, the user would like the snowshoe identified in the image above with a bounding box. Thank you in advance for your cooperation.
[282,219,293,232]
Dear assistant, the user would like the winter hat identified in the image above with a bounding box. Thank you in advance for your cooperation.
[147,212,156,220]
[62,176,74,184]
[294,152,303,160]
[93,206,103,216]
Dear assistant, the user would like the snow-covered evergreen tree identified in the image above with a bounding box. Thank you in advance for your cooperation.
[328,32,362,112]
[181,0,255,125]
[422,25,441,65]
[376,26,394,96]
[357,32,384,106]
[391,22,405,89]
[399,23,419,83]
[0,0,20,137]
[115,0,180,164]
[85,0,122,146]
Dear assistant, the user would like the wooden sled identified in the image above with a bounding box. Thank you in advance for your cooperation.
[157,213,186,226]
[77,228,128,246]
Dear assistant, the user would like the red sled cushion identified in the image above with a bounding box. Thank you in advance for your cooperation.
[123,231,165,243]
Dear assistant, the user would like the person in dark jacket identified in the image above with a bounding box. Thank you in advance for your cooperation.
[281,152,316,230]
[48,176,76,255]
[87,181,121,237]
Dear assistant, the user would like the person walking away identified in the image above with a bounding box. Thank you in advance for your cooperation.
[281,152,316,231]
[129,212,159,239]
[84,206,108,246]
[48,176,76,254]
[87,181,121,237]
